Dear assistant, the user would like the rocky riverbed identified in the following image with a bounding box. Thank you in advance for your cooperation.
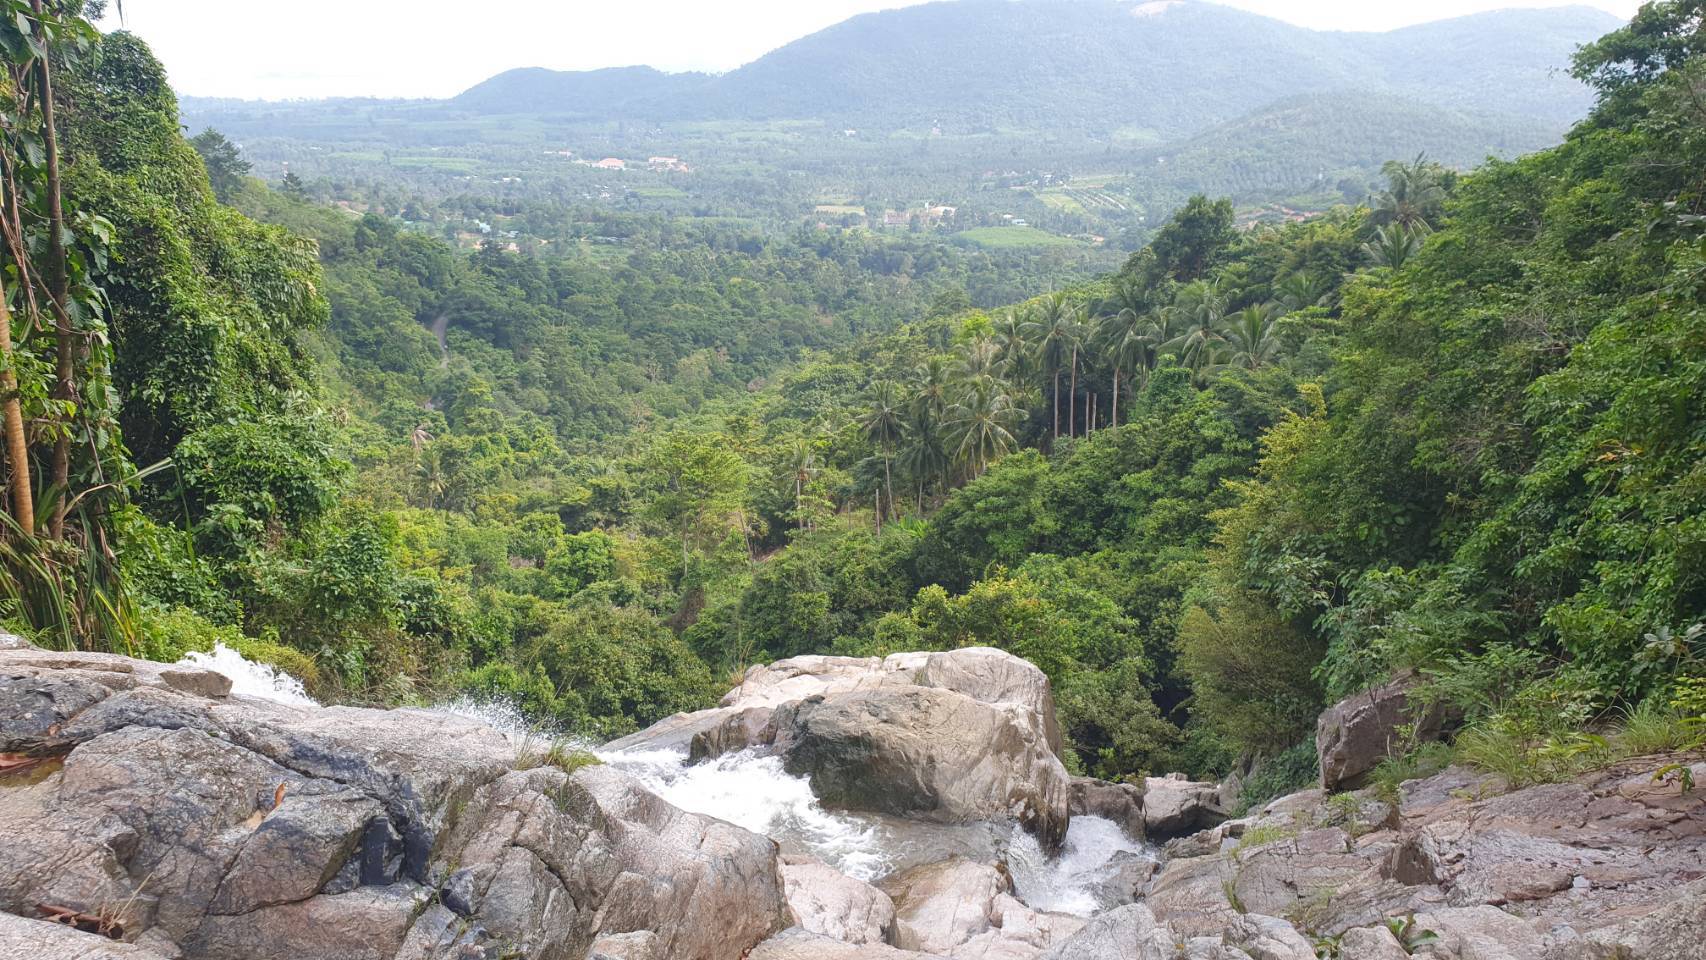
[1,634,1701,959]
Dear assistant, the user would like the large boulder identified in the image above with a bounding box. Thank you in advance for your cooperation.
[780,854,897,946]
[1316,672,1448,791]
[876,858,1084,958]
[749,928,942,960]
[613,648,1073,847]
[1143,774,1227,839]
[1035,904,1175,960]
[0,647,791,960]
[1067,777,1146,840]
[770,686,1071,845]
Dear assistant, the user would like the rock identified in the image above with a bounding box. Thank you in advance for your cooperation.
[0,632,34,651]
[953,893,1086,959]
[1145,849,1240,937]
[0,646,793,960]
[1068,777,1145,839]
[1035,903,1174,960]
[770,686,1071,846]
[913,646,1064,758]
[1339,926,1412,960]
[1541,878,1706,960]
[1083,850,1160,908]
[614,649,1072,845]
[0,910,172,959]
[157,667,232,700]
[1223,914,1318,960]
[1410,906,1546,960]
[1316,672,1447,791]
[879,859,1010,955]
[184,885,428,960]
[588,930,662,960]
[780,854,897,945]
[749,928,943,960]
[1143,774,1227,840]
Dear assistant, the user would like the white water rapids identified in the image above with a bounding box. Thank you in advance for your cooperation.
[183,666,1159,919]
[599,745,1159,916]
[176,643,319,707]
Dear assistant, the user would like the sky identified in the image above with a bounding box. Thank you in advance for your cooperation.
[100,0,1643,101]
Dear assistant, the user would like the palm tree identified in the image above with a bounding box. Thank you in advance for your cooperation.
[1023,293,1077,441]
[1362,223,1430,270]
[1165,279,1229,374]
[858,381,906,525]
[1066,304,1089,436]
[1095,297,1148,429]
[957,337,1002,384]
[910,356,953,426]
[991,308,1034,385]
[1372,153,1447,230]
[947,378,1021,479]
[784,437,819,531]
[1274,271,1332,313]
[1223,303,1283,371]
[898,406,949,512]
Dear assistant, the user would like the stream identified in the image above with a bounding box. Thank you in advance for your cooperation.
[179,654,1159,920]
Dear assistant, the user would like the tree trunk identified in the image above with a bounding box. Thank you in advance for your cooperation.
[1052,369,1060,441]
[33,1,73,540]
[883,455,894,522]
[1090,392,1097,433]
[1068,344,1078,437]
[1111,368,1120,428]
[0,276,35,535]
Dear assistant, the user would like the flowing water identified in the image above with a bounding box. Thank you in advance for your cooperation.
[176,643,319,707]
[167,653,1158,915]
[600,746,1159,915]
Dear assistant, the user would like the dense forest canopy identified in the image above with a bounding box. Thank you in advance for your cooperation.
[1,0,1702,809]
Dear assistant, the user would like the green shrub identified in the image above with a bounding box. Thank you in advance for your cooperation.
[1231,741,1319,816]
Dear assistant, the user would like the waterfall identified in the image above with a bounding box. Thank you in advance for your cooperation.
[176,643,318,707]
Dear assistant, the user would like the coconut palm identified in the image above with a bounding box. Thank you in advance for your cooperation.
[990,308,1034,385]
[898,406,950,511]
[1022,293,1078,441]
[957,337,1003,385]
[1165,279,1229,374]
[1223,303,1283,371]
[857,381,906,525]
[947,377,1022,479]
[1274,270,1333,313]
[1095,292,1153,428]
[1363,223,1430,270]
[1372,153,1447,230]
[784,437,819,531]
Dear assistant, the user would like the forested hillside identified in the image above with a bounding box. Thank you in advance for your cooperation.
[455,1,1614,135]
[1,1,1702,812]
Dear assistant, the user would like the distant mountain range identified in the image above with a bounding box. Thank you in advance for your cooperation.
[449,0,1621,137]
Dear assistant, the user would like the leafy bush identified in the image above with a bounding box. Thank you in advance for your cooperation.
[1231,741,1319,816]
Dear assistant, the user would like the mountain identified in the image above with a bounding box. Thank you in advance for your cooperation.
[453,65,709,117]
[449,1,1622,136]
[1130,91,1565,201]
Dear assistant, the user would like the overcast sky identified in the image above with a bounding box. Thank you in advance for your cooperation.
[101,0,1642,101]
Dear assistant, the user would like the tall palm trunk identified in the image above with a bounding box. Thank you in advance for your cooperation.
[0,276,35,534]
[883,455,894,523]
[33,0,72,540]
[1111,368,1120,428]
[1052,369,1061,441]
[1068,344,1078,437]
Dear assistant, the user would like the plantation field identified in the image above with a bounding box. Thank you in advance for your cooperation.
[954,226,1082,249]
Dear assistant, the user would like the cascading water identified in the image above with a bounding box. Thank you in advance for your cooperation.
[1005,815,1159,916]
[599,746,1160,915]
[601,748,896,881]
[176,643,318,707]
[425,694,1159,917]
